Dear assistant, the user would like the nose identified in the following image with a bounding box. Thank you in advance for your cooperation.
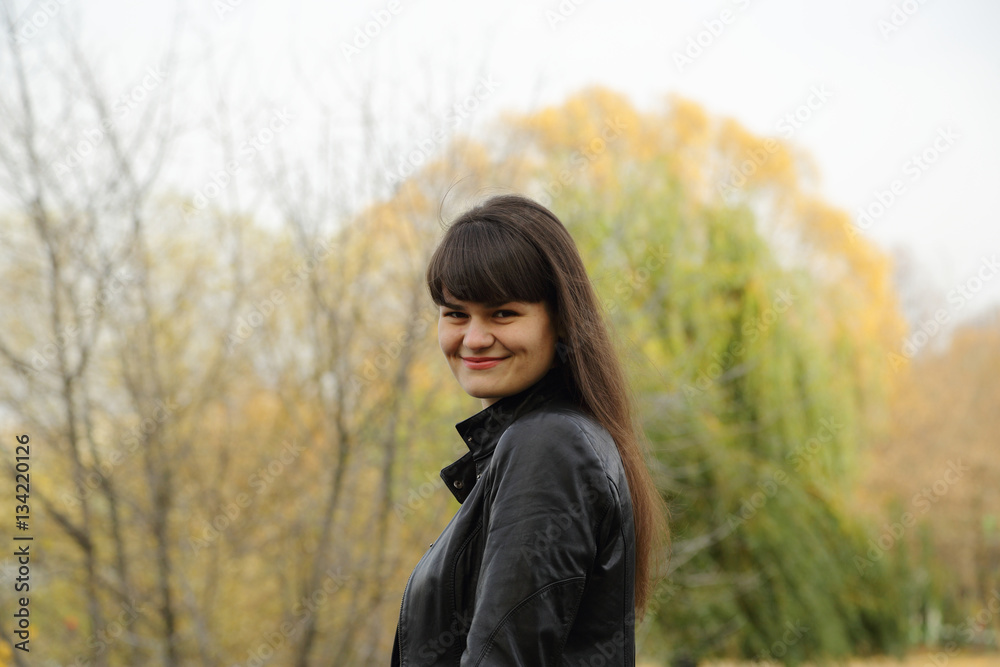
[463,316,494,351]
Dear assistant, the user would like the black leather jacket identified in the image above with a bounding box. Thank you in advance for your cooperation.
[391,368,637,666]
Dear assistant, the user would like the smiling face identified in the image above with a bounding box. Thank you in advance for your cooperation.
[438,288,558,409]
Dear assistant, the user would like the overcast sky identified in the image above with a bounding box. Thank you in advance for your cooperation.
[12,0,1000,323]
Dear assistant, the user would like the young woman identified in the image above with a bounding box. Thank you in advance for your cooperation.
[391,194,669,666]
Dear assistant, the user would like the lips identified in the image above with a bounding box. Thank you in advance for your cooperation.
[461,356,508,370]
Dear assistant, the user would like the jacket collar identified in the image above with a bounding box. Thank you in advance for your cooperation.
[440,367,571,503]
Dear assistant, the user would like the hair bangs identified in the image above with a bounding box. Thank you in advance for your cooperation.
[427,218,554,308]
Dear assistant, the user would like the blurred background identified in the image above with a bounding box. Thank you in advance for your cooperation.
[0,0,998,665]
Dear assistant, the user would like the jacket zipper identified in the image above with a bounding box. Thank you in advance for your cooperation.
[395,557,418,665]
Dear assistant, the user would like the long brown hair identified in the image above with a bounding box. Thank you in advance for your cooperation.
[425,193,670,620]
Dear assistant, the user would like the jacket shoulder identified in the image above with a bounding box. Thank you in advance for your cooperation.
[494,402,623,493]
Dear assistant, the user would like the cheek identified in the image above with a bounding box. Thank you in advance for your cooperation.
[438,325,456,355]
[537,320,557,349]
[540,336,557,364]
[525,326,556,360]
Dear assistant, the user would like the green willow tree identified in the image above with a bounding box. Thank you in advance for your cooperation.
[485,88,916,664]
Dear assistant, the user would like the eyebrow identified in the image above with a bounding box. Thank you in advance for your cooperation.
[440,299,516,310]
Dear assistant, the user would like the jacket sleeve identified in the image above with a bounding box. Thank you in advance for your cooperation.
[461,413,612,666]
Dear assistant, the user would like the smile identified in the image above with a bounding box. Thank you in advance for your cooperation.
[461,356,508,370]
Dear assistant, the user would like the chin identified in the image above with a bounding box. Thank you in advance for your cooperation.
[455,374,506,397]
[460,381,500,399]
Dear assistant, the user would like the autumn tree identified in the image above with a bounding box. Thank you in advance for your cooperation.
[492,88,913,664]
[858,306,1000,647]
